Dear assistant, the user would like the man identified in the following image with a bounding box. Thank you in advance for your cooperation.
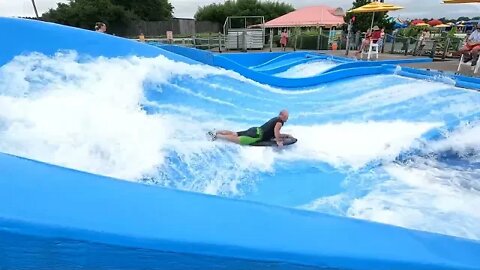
[208,109,292,147]
[356,26,381,56]
[460,24,480,66]
[95,22,107,33]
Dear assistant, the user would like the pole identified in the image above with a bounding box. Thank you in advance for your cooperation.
[345,21,352,55]
[370,12,375,30]
[31,0,39,18]
[317,26,321,50]
[269,30,273,52]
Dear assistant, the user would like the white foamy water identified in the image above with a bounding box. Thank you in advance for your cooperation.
[275,60,338,78]
[302,122,480,240]
[347,161,480,240]
[280,121,441,169]
[1,51,479,241]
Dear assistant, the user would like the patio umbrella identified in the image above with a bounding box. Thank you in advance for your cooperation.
[443,0,480,3]
[434,24,451,28]
[348,1,404,29]
[414,22,430,27]
[428,19,443,26]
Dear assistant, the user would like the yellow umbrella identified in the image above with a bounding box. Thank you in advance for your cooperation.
[414,22,430,26]
[443,0,480,3]
[349,1,404,29]
[434,24,451,28]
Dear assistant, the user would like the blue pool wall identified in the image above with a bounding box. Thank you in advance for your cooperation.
[2,152,480,270]
[1,17,480,270]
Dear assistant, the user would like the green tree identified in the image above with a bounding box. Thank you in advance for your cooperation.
[42,0,174,34]
[42,0,135,32]
[457,16,470,21]
[194,0,294,25]
[344,0,394,32]
[111,0,173,20]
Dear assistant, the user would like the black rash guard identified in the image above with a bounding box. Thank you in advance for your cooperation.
[260,117,284,140]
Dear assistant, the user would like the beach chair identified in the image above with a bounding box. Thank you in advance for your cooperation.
[360,40,379,60]
[457,54,480,74]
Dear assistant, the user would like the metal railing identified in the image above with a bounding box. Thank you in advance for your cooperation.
[135,31,465,60]
[383,34,464,60]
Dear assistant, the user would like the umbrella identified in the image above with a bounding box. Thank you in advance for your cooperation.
[443,0,480,3]
[428,19,443,26]
[411,19,425,25]
[414,23,430,27]
[434,24,451,28]
[348,1,404,29]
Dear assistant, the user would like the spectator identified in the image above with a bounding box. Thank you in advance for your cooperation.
[459,23,480,66]
[95,22,107,33]
[356,25,381,55]
[280,29,288,51]
[377,27,386,51]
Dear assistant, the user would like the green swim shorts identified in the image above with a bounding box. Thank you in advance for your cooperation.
[237,127,263,145]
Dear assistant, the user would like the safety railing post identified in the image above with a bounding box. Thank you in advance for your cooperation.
[404,38,410,56]
[218,33,222,53]
[269,31,273,52]
[442,37,450,60]
[390,35,396,54]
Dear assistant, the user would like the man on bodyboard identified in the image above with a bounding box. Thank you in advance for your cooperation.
[207,109,295,147]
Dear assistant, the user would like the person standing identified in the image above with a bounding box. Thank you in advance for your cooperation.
[280,29,289,51]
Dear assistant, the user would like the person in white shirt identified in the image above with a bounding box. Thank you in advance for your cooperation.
[460,23,480,66]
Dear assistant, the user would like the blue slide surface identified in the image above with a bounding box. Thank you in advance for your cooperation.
[1,17,480,270]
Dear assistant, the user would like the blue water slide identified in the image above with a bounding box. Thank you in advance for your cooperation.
[161,45,480,90]
[1,17,480,270]
[2,152,480,270]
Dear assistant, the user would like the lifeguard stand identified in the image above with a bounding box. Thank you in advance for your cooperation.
[223,16,265,51]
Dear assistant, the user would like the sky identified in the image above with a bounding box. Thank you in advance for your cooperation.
[2,0,480,20]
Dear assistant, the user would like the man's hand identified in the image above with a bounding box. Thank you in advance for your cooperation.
[276,140,284,147]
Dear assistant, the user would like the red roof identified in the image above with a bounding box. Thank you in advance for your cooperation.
[265,6,345,28]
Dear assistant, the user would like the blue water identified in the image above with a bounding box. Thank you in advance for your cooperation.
[0,51,479,241]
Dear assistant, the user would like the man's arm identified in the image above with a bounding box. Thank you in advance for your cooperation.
[274,122,283,146]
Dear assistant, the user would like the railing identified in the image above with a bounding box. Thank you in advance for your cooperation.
[135,32,464,60]
[133,28,347,52]
[383,34,464,60]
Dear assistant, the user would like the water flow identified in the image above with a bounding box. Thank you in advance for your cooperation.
[1,52,480,240]
[275,60,338,78]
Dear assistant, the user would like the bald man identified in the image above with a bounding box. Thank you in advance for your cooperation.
[208,110,292,147]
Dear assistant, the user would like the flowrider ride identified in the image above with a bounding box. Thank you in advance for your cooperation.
[207,109,297,147]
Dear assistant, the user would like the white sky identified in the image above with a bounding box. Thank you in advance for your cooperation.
[2,0,480,20]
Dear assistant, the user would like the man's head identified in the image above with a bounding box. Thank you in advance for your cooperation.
[476,23,480,30]
[95,22,107,33]
[279,109,289,122]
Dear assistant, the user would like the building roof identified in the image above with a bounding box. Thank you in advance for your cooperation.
[265,6,345,28]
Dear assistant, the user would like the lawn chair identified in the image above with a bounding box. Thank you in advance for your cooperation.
[457,54,480,74]
[360,40,379,60]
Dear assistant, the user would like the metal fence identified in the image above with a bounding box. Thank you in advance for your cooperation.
[140,30,465,61]
[381,34,464,60]
[140,29,348,52]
